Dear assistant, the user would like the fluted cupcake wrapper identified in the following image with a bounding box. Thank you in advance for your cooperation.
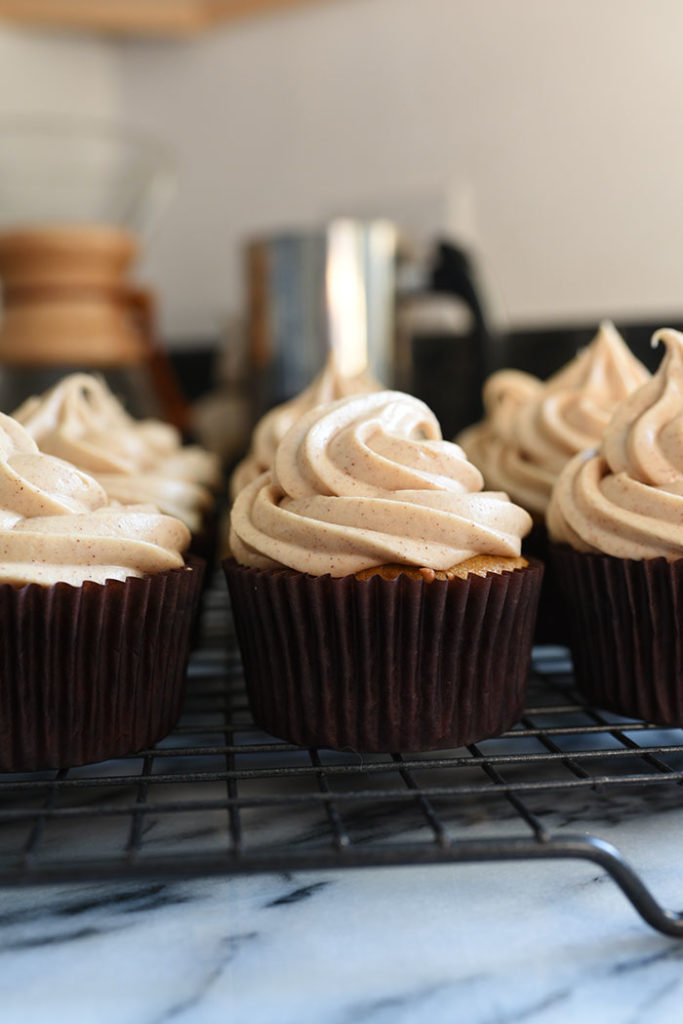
[0,557,204,772]
[550,545,683,724]
[223,558,543,752]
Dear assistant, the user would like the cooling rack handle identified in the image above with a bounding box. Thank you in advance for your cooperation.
[459,834,683,938]
[549,834,683,938]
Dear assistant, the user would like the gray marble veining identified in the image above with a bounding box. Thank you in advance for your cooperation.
[1,798,683,1024]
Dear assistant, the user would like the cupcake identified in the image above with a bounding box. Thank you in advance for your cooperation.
[458,321,649,520]
[0,411,203,770]
[458,321,649,641]
[13,373,222,562]
[229,350,379,500]
[225,390,542,752]
[547,328,683,724]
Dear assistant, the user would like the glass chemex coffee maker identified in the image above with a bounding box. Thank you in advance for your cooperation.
[0,116,184,423]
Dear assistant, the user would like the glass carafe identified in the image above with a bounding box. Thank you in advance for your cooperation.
[0,116,179,421]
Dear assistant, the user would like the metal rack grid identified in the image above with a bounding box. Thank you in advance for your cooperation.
[1,582,683,938]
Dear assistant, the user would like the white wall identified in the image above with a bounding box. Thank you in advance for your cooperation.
[0,26,119,117]
[114,0,683,342]
[4,2,683,343]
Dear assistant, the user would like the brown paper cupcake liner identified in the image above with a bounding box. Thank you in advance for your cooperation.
[0,557,204,772]
[223,558,543,752]
[550,545,683,724]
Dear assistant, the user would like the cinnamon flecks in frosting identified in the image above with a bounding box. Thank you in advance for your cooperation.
[13,374,220,532]
[229,351,380,499]
[458,321,649,518]
[547,328,683,559]
[230,390,532,577]
[0,411,190,586]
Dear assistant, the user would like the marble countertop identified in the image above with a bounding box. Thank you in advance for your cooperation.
[2,803,683,1023]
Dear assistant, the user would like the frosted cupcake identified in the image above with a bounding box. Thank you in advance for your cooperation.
[458,321,649,519]
[0,412,203,770]
[459,322,649,641]
[548,328,683,723]
[225,390,542,751]
[13,373,221,536]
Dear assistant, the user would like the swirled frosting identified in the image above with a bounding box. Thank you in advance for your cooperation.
[548,328,683,559]
[457,369,546,514]
[14,374,219,532]
[230,390,532,577]
[458,322,649,518]
[229,352,380,499]
[0,411,190,586]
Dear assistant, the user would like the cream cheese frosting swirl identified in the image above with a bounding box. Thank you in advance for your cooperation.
[14,374,219,532]
[457,369,546,515]
[0,411,190,586]
[547,328,683,559]
[229,351,380,499]
[230,390,532,577]
[458,322,649,518]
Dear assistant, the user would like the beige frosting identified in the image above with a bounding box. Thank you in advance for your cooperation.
[230,390,532,577]
[0,411,190,586]
[229,351,380,499]
[548,328,683,559]
[458,322,650,518]
[457,369,546,514]
[92,473,210,533]
[14,374,219,532]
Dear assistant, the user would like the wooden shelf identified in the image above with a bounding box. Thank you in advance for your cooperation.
[0,0,326,36]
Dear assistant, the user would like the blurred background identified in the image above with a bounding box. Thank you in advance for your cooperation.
[0,0,680,450]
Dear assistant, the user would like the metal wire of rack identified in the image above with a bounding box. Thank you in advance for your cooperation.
[2,582,683,938]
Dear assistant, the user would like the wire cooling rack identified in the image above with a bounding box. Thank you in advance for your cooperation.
[2,581,683,938]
